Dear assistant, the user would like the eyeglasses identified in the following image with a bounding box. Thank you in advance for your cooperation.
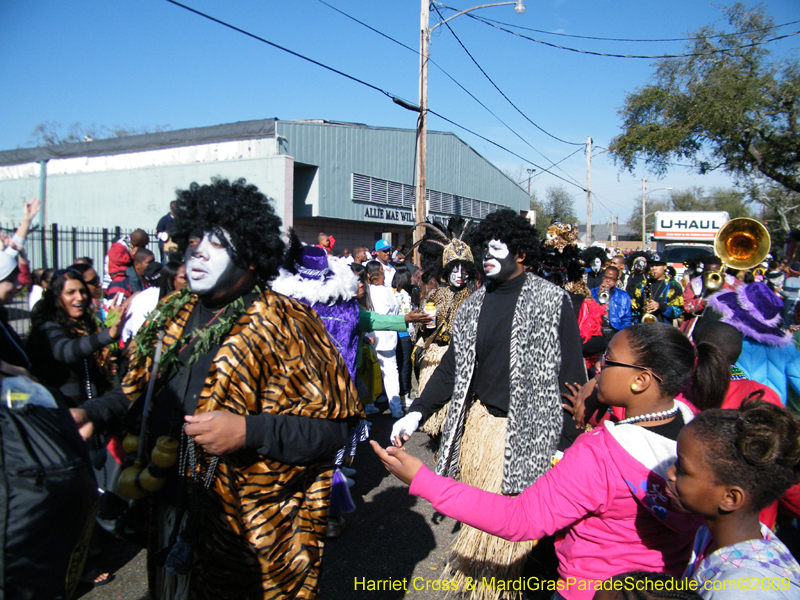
[86,277,100,286]
[599,351,663,382]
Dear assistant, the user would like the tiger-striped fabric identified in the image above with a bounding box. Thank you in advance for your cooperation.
[123,290,363,599]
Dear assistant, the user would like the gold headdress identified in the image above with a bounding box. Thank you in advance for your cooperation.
[544,222,578,253]
[404,220,474,267]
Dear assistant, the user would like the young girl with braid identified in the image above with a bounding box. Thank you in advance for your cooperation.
[374,323,729,600]
[667,400,800,598]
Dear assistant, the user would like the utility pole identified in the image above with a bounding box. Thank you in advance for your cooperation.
[414,0,430,265]
[610,214,614,250]
[641,177,647,249]
[586,137,592,246]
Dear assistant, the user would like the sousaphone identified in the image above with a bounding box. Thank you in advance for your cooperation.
[704,218,771,290]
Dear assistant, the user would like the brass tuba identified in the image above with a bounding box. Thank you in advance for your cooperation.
[706,218,771,289]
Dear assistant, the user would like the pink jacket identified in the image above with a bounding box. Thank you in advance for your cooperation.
[409,408,702,600]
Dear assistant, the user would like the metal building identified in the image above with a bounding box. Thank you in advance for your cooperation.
[0,119,529,252]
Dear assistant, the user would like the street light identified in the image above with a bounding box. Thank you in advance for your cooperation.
[414,1,525,262]
[641,179,672,247]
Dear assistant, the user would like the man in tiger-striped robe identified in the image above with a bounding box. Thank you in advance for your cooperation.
[74,177,362,599]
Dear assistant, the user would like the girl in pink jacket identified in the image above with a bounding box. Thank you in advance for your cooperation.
[373,323,729,600]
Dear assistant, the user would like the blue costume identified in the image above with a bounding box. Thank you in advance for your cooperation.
[590,286,632,331]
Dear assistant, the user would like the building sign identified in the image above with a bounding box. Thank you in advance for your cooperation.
[363,206,416,223]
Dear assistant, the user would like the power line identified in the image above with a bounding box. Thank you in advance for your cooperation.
[428,108,586,191]
[469,14,800,60]
[318,0,583,166]
[164,0,407,103]
[432,5,583,148]
[460,11,800,44]
[531,147,583,179]
[164,0,585,192]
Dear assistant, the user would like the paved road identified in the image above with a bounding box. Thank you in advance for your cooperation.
[77,410,558,600]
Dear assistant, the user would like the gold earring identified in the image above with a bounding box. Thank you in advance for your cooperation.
[631,384,638,390]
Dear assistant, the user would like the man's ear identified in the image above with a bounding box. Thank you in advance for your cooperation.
[516,252,526,265]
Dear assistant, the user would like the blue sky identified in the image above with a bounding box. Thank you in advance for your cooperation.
[1,0,798,225]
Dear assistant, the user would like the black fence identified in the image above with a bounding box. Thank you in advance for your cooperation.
[0,223,159,274]
[1,223,160,339]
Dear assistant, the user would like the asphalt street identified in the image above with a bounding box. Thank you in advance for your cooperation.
[76,409,559,600]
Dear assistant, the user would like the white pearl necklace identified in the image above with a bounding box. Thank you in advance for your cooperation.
[615,401,679,426]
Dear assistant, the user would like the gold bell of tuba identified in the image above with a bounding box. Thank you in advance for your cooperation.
[704,218,771,290]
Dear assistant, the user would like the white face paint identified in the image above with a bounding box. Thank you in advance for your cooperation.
[185,230,247,296]
[591,257,602,273]
[483,239,516,281]
[449,264,466,289]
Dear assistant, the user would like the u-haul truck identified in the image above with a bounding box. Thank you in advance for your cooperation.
[653,211,729,277]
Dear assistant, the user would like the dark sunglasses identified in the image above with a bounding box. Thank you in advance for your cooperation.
[599,351,663,383]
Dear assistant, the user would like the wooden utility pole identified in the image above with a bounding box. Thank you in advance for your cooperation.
[586,137,592,246]
[414,0,430,266]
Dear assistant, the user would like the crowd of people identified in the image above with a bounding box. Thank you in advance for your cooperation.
[0,182,799,599]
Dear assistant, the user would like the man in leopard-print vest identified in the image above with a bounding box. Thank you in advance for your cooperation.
[73,178,362,600]
[391,209,586,593]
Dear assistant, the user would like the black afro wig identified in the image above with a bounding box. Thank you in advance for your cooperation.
[171,177,285,285]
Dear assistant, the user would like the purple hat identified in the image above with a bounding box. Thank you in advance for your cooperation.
[294,246,331,280]
[707,282,791,347]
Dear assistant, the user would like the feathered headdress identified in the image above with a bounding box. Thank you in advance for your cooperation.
[405,217,476,283]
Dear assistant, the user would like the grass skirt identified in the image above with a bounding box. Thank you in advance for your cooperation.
[418,342,450,436]
[441,402,536,600]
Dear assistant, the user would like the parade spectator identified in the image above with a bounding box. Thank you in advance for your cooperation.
[707,282,800,404]
[367,260,403,418]
[102,229,149,289]
[379,323,719,600]
[0,198,41,374]
[316,231,335,254]
[374,239,396,287]
[26,269,127,407]
[155,201,178,263]
[672,401,800,597]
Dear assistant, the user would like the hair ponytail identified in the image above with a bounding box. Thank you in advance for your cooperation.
[687,341,730,410]
[690,399,800,512]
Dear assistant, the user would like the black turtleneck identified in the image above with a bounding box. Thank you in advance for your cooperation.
[411,273,587,449]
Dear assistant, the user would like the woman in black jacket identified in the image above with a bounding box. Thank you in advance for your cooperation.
[27,269,126,407]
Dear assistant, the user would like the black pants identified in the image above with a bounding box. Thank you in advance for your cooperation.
[396,335,413,397]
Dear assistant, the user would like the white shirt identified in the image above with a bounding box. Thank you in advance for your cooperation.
[369,284,399,351]
[121,287,160,343]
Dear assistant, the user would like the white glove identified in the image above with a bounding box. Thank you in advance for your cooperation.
[390,411,422,446]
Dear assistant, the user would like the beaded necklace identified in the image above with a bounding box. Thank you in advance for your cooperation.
[730,365,747,381]
[614,400,679,426]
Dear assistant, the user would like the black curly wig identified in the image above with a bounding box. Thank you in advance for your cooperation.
[581,246,607,269]
[537,243,584,286]
[466,208,540,267]
[171,177,285,285]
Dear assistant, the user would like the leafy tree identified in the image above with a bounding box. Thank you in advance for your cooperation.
[626,197,672,237]
[747,181,800,249]
[531,185,579,234]
[624,187,752,234]
[609,4,800,193]
[29,121,170,147]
